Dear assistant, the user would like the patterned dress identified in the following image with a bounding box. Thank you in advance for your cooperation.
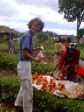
[53,42,66,78]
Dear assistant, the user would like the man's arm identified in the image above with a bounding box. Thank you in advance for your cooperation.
[22,49,41,62]
[58,51,67,70]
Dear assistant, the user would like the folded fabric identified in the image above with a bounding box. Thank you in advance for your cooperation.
[76,65,84,77]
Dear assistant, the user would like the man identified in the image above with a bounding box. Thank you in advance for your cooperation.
[15,17,44,112]
[58,43,80,81]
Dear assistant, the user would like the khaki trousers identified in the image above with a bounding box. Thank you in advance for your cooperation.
[15,61,33,112]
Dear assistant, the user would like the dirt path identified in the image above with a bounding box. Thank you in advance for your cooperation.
[0,67,17,76]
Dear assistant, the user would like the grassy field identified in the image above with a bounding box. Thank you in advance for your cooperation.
[0,41,20,49]
[0,41,84,59]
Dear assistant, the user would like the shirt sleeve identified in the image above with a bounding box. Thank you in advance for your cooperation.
[21,35,31,50]
[58,51,67,70]
[58,52,69,77]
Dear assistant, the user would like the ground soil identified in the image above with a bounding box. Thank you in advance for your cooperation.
[0,66,17,76]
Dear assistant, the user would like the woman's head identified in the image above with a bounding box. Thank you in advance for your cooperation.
[66,37,71,43]
[28,17,44,33]
[68,43,77,53]
[69,43,77,49]
[59,36,66,43]
[55,36,59,43]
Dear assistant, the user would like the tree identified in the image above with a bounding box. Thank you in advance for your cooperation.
[78,28,84,38]
[58,0,84,42]
[36,32,48,42]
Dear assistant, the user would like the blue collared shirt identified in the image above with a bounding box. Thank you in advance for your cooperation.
[19,31,33,61]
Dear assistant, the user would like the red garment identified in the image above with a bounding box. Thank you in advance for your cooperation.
[58,49,80,78]
[64,42,70,49]
[76,65,84,77]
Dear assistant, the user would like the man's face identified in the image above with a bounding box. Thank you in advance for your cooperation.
[31,22,41,35]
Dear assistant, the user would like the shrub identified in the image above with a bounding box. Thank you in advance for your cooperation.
[0,53,54,74]
[0,76,84,112]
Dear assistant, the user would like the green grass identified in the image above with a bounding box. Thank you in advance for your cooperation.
[0,42,8,49]
[0,42,20,49]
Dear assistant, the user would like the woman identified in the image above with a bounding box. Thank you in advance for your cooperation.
[58,43,80,80]
[53,36,66,78]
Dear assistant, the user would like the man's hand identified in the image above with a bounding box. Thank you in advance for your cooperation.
[33,47,41,51]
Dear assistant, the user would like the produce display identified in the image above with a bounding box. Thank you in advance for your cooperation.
[32,72,84,99]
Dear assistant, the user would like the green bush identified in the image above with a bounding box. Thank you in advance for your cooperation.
[0,53,19,71]
[0,53,54,74]
[0,76,19,102]
[0,76,84,112]
[78,43,84,60]
[32,62,54,74]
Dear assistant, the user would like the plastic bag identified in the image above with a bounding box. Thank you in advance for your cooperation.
[35,50,45,61]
